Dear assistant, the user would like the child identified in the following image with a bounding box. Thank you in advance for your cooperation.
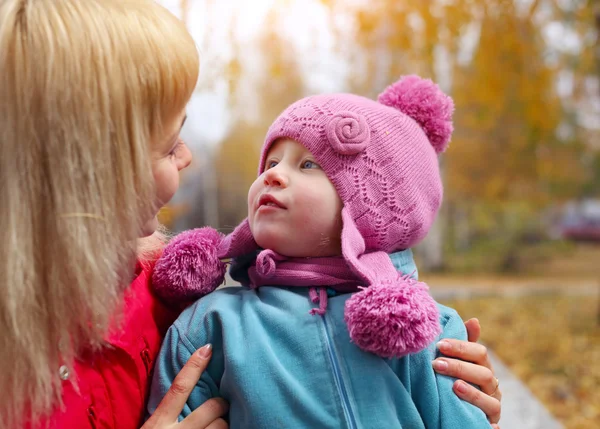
[147,75,492,428]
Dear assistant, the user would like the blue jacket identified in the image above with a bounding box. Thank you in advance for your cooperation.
[148,251,489,428]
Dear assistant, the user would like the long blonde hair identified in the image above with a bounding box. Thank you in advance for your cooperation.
[0,0,199,426]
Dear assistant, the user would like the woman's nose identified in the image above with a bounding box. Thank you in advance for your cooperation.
[178,142,192,171]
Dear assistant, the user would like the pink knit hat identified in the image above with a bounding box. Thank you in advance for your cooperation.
[154,75,454,358]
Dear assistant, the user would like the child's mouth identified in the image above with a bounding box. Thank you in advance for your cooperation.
[258,194,286,210]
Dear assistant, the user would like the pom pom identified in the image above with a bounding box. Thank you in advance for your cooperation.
[344,276,441,358]
[378,75,454,153]
[152,227,226,303]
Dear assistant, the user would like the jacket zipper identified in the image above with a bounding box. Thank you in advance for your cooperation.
[322,314,358,429]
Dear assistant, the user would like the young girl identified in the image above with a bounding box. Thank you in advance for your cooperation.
[0,1,227,428]
[148,75,494,428]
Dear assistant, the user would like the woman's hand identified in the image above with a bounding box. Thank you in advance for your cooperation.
[142,344,229,429]
[432,319,502,429]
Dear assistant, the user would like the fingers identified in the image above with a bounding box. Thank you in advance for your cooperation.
[153,344,214,423]
[433,357,499,397]
[204,417,229,429]
[437,339,492,370]
[180,398,229,429]
[453,380,501,424]
[464,318,481,343]
[491,425,501,429]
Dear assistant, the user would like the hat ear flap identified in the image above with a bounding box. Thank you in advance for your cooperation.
[341,208,441,357]
[340,207,373,283]
[218,218,258,259]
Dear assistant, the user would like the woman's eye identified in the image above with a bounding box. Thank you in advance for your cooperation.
[302,160,319,169]
[169,140,183,158]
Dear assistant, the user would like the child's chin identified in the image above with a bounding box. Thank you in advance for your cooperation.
[255,232,295,256]
[140,216,159,238]
[258,240,314,258]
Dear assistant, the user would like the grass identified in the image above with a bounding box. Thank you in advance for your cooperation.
[440,295,600,429]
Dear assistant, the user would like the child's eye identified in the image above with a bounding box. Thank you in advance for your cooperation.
[301,160,319,169]
[266,160,278,169]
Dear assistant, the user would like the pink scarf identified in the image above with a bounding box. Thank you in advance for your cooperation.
[245,249,364,315]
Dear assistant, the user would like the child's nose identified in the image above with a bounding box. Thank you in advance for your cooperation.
[263,167,288,188]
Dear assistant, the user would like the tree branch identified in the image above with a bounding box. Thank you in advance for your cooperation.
[527,0,542,20]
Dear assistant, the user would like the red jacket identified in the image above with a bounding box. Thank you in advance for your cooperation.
[28,262,180,429]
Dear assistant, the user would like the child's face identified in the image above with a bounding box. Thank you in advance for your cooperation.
[141,109,192,237]
[248,139,343,257]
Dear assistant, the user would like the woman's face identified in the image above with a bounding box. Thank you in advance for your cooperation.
[141,109,192,237]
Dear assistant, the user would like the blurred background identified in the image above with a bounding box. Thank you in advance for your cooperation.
[158,1,599,427]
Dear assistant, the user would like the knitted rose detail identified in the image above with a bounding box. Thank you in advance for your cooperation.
[326,111,370,155]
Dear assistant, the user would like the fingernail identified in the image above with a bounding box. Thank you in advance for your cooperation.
[437,340,451,352]
[432,359,449,372]
[456,381,468,394]
[197,344,212,358]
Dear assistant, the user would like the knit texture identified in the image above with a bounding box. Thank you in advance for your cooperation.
[152,75,454,358]
[259,75,453,356]
[262,81,451,252]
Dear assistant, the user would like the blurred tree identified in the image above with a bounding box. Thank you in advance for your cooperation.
[158,204,190,229]
[549,0,600,198]
[323,0,476,94]
[214,4,305,231]
[320,0,593,271]
[180,0,189,23]
[447,0,591,270]
[449,0,585,205]
[176,0,597,272]
[214,120,262,230]
[254,7,305,122]
[320,0,480,269]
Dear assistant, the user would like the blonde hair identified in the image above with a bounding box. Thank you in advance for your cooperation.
[0,0,199,426]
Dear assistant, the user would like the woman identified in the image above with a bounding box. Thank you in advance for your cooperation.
[0,0,500,428]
